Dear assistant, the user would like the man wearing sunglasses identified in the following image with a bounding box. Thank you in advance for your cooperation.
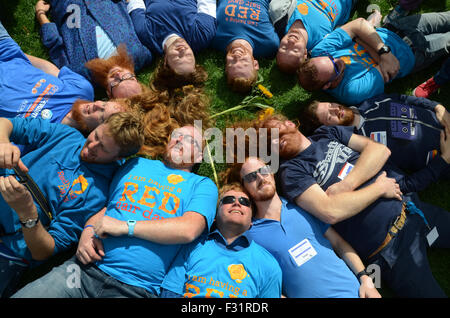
[229,156,381,298]
[160,182,282,298]
[297,12,450,105]
[13,124,219,298]
[257,113,450,297]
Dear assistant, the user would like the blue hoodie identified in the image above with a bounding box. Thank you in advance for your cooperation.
[0,118,119,261]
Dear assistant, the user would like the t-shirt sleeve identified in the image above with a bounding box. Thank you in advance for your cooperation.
[58,66,94,101]
[184,177,218,230]
[279,159,317,202]
[0,38,29,64]
[311,28,353,57]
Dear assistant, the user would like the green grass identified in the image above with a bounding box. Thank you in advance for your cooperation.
[2,0,450,298]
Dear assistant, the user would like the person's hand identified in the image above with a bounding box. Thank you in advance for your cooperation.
[325,179,354,196]
[439,125,450,164]
[359,275,382,298]
[0,142,28,172]
[76,226,105,265]
[375,171,402,201]
[94,215,128,238]
[435,105,450,130]
[35,0,50,15]
[378,52,400,83]
[0,175,36,220]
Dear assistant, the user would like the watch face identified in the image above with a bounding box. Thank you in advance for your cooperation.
[23,218,38,228]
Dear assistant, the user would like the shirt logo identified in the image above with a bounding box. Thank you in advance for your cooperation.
[40,109,53,120]
[228,264,248,283]
[167,174,185,185]
[313,141,354,186]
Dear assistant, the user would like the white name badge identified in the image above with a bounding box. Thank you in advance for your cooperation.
[288,239,317,267]
[426,227,439,246]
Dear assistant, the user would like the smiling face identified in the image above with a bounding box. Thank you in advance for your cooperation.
[163,125,203,170]
[277,29,308,73]
[240,157,277,202]
[71,99,125,133]
[165,38,196,76]
[225,41,259,82]
[80,123,122,164]
[263,119,303,159]
[216,190,253,232]
[315,102,355,126]
[107,67,141,98]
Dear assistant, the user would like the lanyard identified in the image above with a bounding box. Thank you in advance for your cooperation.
[406,201,431,230]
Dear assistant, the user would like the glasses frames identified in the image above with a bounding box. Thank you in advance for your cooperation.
[109,73,136,95]
[220,195,252,207]
[242,165,272,183]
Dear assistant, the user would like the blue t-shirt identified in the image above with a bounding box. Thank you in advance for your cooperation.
[97,157,218,295]
[0,118,118,261]
[212,0,279,58]
[0,38,94,123]
[287,0,354,50]
[278,125,403,260]
[247,198,360,298]
[310,28,415,105]
[161,230,282,298]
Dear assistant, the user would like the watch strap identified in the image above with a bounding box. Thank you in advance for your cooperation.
[20,214,40,228]
[356,269,370,281]
[127,220,137,237]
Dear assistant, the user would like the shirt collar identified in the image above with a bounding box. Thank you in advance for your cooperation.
[208,228,251,251]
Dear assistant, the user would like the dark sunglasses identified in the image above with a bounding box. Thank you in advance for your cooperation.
[242,165,272,183]
[220,195,252,207]
[326,55,343,84]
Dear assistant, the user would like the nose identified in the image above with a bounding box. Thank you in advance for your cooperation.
[93,101,104,112]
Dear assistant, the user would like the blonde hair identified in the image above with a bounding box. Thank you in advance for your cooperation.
[104,111,144,158]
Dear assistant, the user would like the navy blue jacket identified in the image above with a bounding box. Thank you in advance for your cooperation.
[40,0,152,80]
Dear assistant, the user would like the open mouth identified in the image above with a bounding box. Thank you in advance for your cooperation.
[229,209,244,215]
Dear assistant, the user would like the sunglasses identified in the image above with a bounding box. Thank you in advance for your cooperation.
[242,165,272,183]
[220,195,252,207]
[326,55,343,84]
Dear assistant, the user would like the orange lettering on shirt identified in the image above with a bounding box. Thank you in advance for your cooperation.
[205,288,224,298]
[184,284,201,298]
[158,192,180,215]
[237,6,248,19]
[137,186,159,207]
[119,182,138,203]
[25,84,55,118]
[353,43,366,56]
[225,4,237,17]
[249,8,260,21]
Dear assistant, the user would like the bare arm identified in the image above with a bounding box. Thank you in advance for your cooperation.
[341,18,400,82]
[0,176,54,261]
[25,54,60,77]
[324,227,381,298]
[95,211,207,244]
[295,171,402,224]
[326,134,391,195]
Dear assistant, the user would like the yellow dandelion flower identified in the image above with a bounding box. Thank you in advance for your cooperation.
[257,84,273,98]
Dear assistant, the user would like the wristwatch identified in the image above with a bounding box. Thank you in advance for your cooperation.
[127,220,137,237]
[356,269,371,281]
[377,45,391,55]
[20,215,40,229]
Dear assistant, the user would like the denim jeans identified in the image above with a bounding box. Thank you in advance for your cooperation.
[11,256,157,298]
[435,57,450,85]
[367,194,450,298]
[0,257,28,298]
[387,11,450,73]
